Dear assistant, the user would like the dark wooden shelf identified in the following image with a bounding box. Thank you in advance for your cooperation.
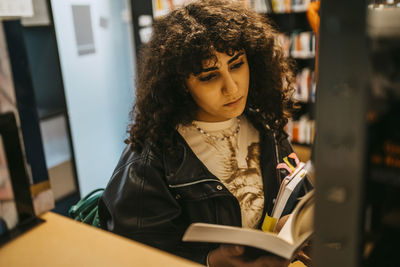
[266,11,312,33]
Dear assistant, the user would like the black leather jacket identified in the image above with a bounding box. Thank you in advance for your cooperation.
[98,120,293,265]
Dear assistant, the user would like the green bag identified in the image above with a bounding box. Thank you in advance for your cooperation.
[68,188,104,228]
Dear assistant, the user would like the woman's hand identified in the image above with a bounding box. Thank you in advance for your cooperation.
[274,215,312,266]
[207,245,290,267]
[294,241,312,266]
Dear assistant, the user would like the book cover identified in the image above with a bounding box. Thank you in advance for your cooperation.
[272,154,313,223]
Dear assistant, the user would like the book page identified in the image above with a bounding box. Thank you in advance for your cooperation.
[278,191,314,245]
[293,200,314,240]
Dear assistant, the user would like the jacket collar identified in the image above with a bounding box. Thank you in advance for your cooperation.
[162,122,279,188]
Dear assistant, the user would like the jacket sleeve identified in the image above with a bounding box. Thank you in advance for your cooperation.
[98,150,209,265]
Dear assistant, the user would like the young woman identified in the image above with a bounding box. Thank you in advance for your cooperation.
[99,1,299,266]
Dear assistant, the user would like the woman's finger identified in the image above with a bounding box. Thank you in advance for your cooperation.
[295,250,312,266]
[220,244,245,257]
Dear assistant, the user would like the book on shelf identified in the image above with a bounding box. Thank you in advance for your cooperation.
[243,0,271,13]
[278,32,316,60]
[294,67,316,103]
[291,31,316,59]
[152,0,272,17]
[271,0,311,14]
[182,190,314,260]
[286,116,315,145]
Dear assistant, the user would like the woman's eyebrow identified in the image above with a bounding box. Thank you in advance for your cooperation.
[200,66,218,73]
[228,51,244,64]
[198,51,245,74]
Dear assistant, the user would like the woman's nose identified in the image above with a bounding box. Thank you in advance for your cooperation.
[222,73,238,95]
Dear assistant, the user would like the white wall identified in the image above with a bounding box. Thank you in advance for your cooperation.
[50,0,135,195]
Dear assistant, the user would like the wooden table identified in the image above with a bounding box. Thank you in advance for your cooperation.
[0,212,202,267]
[0,212,307,266]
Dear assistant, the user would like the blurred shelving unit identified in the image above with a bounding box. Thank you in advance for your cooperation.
[263,1,317,162]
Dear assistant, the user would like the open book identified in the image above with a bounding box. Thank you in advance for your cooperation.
[182,190,314,260]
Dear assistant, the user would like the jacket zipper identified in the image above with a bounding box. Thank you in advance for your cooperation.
[263,122,281,185]
[272,132,282,184]
[169,177,242,226]
[168,178,221,188]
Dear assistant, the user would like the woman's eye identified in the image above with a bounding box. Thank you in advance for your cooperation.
[231,61,244,70]
[199,73,216,82]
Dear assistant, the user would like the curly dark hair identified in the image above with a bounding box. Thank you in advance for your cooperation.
[128,0,295,152]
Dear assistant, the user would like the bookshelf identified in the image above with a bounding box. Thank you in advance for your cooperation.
[264,2,317,159]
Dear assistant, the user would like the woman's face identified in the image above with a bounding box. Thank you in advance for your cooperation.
[186,50,250,122]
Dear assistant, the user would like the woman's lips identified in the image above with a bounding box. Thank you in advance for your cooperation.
[224,97,243,107]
